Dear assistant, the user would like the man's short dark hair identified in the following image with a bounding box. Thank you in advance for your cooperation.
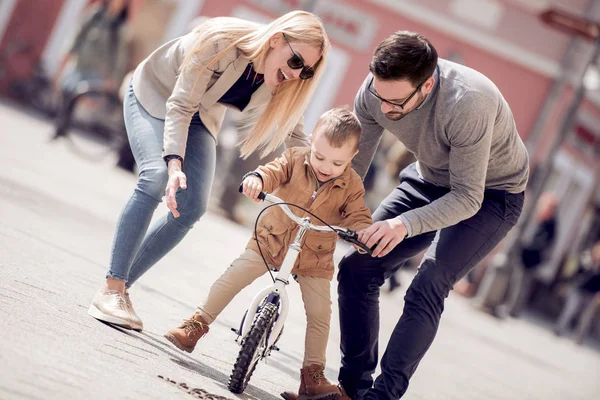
[370,31,438,87]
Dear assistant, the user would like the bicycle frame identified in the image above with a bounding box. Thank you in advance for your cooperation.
[238,193,346,351]
[229,190,372,394]
[240,218,306,349]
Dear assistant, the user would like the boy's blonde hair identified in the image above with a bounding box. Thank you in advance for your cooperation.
[181,11,330,158]
[313,107,362,150]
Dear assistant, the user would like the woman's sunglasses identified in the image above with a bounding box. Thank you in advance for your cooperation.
[282,33,315,80]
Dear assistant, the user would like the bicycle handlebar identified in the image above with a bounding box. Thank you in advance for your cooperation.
[238,185,373,255]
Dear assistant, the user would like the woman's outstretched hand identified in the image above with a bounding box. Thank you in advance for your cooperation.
[166,159,186,218]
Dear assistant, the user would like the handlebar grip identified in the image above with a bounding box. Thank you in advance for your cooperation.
[338,230,372,256]
[238,183,267,201]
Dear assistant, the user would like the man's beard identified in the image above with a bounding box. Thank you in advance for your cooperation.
[385,112,405,121]
[384,92,427,121]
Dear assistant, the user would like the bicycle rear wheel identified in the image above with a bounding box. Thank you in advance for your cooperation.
[228,302,278,394]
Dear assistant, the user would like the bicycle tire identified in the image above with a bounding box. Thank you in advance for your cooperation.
[228,302,278,394]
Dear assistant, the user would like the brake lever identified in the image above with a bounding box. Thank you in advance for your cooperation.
[337,230,373,256]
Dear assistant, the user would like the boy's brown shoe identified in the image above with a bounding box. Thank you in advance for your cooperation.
[164,313,209,353]
[280,364,341,400]
[281,384,351,400]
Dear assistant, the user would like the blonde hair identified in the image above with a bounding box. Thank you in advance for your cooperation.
[313,107,362,151]
[181,11,329,157]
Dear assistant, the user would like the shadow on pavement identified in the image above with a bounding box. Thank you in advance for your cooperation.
[169,354,282,400]
[106,327,282,400]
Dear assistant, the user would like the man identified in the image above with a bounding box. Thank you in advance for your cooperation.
[337,31,529,399]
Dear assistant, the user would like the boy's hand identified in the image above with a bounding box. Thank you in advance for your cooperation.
[242,176,263,202]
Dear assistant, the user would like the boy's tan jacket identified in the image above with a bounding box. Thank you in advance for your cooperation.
[131,22,307,158]
[246,147,373,280]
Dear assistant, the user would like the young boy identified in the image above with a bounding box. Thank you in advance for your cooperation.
[164,107,373,400]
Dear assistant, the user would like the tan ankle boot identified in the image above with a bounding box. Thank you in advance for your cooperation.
[164,313,209,353]
[281,364,341,400]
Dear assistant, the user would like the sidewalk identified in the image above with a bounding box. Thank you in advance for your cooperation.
[1,101,599,400]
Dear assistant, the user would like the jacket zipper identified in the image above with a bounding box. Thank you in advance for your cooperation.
[307,176,332,208]
[306,165,341,208]
[306,167,321,208]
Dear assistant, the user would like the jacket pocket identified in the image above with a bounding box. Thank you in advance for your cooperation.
[300,232,336,270]
[257,215,289,259]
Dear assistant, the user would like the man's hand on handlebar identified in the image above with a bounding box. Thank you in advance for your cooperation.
[358,218,408,258]
[351,243,370,254]
[241,176,263,202]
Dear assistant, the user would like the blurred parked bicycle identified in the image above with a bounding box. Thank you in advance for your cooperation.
[52,80,134,170]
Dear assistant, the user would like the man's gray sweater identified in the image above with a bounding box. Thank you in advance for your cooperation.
[353,59,529,237]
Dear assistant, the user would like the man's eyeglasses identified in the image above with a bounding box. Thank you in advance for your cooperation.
[282,32,315,80]
[368,77,424,110]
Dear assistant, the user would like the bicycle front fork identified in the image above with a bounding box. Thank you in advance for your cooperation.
[237,220,311,349]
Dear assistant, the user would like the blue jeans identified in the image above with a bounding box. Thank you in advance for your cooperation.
[337,163,524,399]
[106,84,216,287]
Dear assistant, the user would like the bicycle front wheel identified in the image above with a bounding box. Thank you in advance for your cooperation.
[228,302,278,394]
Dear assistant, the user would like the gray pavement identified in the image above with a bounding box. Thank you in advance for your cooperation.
[1,101,599,400]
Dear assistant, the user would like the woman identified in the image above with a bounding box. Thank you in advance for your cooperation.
[88,11,329,331]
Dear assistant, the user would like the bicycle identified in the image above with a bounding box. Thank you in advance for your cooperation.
[52,80,128,163]
[51,75,136,173]
[227,189,372,395]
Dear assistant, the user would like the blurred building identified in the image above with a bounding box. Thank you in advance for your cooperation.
[1,0,600,313]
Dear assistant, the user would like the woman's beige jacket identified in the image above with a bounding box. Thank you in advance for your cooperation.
[132,28,308,158]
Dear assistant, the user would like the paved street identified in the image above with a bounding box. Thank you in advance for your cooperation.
[1,101,599,400]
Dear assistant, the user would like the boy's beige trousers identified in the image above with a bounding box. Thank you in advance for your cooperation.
[197,249,331,367]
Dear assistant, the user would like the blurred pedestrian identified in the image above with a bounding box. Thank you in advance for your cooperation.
[495,192,558,318]
[87,11,329,331]
[53,0,131,144]
[554,241,600,344]
[336,31,529,399]
[55,0,131,97]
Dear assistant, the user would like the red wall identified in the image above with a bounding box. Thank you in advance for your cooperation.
[0,0,65,93]
[0,0,562,142]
